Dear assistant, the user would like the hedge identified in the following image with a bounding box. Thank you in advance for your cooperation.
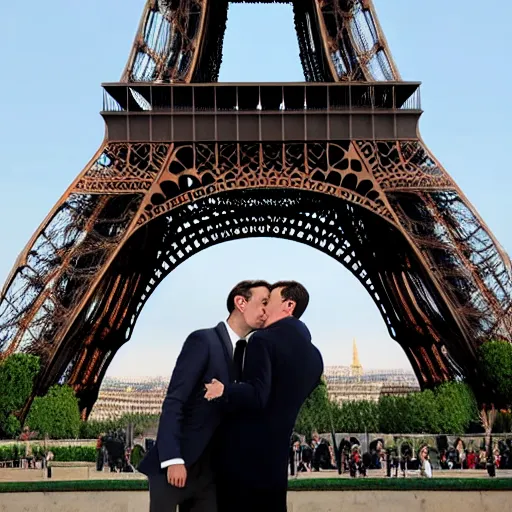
[1,478,512,493]
[79,414,159,440]
[0,445,96,462]
[288,478,512,491]
[50,446,96,463]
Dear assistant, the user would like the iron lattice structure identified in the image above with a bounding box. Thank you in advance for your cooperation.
[1,0,511,418]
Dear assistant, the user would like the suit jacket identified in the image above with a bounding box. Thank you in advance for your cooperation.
[139,322,233,476]
[216,316,323,490]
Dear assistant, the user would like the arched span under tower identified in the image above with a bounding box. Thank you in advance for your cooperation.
[0,1,510,417]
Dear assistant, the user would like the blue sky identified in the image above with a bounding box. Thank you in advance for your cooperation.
[0,1,510,377]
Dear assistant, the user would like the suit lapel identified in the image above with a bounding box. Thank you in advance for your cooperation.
[215,322,234,379]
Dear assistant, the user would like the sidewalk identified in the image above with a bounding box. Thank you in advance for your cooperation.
[1,466,511,482]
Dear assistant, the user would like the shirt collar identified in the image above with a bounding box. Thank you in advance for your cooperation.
[224,321,241,346]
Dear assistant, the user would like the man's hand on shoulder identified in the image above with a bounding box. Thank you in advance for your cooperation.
[204,379,224,400]
[167,464,187,488]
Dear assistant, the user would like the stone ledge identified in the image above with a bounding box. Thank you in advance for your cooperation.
[0,489,511,512]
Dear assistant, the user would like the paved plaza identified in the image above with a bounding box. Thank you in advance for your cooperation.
[1,465,511,483]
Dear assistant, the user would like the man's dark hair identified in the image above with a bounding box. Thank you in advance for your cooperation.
[271,281,309,319]
[227,280,271,314]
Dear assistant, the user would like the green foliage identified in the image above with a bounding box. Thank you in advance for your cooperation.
[4,415,21,438]
[293,378,478,435]
[50,446,96,462]
[27,444,45,459]
[331,400,379,433]
[434,381,478,434]
[0,445,17,461]
[286,478,512,492]
[478,340,512,406]
[26,385,81,439]
[79,414,159,439]
[295,380,333,436]
[0,444,31,461]
[2,477,512,494]
[130,444,145,468]
[493,411,512,433]
[0,354,40,438]
[378,382,477,434]
[113,413,159,437]
[378,395,410,434]
[407,389,440,433]
[0,444,95,462]
[78,420,103,440]
[0,480,149,493]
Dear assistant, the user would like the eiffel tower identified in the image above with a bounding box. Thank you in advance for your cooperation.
[1,0,511,418]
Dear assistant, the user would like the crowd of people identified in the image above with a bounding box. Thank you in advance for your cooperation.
[288,432,380,478]
[95,429,135,473]
[288,433,512,479]
[438,437,512,470]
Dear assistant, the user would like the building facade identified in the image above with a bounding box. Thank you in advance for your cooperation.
[89,377,167,420]
[91,341,419,419]
[324,340,420,404]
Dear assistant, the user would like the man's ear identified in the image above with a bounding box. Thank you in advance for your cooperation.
[286,300,296,314]
[235,295,246,312]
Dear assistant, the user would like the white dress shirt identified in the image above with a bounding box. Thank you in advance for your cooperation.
[160,321,243,469]
[225,321,241,352]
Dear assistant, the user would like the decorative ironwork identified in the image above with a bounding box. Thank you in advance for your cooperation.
[122,0,399,83]
[0,0,511,418]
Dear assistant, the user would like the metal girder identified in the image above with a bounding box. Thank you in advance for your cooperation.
[0,0,510,419]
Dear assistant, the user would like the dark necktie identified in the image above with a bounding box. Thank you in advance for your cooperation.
[233,339,247,382]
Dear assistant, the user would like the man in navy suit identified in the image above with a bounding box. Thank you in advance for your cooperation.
[205,281,324,512]
[138,280,270,512]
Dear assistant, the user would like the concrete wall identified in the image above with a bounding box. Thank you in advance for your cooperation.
[0,490,508,512]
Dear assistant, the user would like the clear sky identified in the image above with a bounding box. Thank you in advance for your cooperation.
[0,1,510,377]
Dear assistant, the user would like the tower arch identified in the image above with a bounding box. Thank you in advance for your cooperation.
[0,0,510,418]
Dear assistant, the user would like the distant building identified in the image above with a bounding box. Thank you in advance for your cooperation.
[350,338,363,379]
[324,340,420,403]
[91,341,420,418]
[89,377,166,420]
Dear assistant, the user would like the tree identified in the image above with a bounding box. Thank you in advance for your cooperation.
[4,415,21,438]
[493,410,512,433]
[405,389,439,434]
[0,354,40,438]
[378,382,477,434]
[478,340,512,406]
[294,378,478,436]
[434,381,478,434]
[332,400,379,433]
[79,413,159,439]
[294,379,333,436]
[378,395,410,433]
[26,385,81,439]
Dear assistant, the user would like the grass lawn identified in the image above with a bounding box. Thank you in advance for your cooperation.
[1,478,512,493]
